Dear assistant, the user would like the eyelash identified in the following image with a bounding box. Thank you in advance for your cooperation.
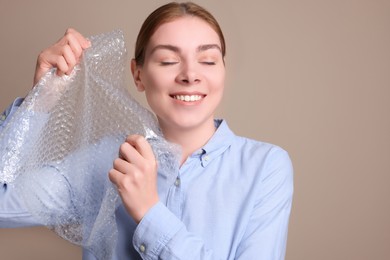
[201,61,216,65]
[159,61,216,66]
[160,62,178,66]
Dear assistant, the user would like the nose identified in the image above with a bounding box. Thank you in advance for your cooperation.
[176,62,200,85]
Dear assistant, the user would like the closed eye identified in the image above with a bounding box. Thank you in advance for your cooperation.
[160,61,179,66]
[200,61,216,65]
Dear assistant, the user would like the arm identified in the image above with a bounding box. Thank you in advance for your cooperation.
[111,137,293,259]
[133,203,216,260]
[109,136,217,259]
[0,166,73,228]
[0,99,40,227]
[0,99,74,228]
[0,182,41,227]
[0,29,90,227]
[134,148,293,260]
[235,148,294,259]
[0,98,35,228]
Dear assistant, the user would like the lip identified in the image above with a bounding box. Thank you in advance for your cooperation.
[170,91,206,96]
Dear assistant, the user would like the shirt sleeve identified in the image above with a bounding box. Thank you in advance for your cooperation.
[0,165,73,228]
[133,147,293,260]
[0,98,73,228]
[235,147,294,260]
[0,98,39,227]
[133,202,216,260]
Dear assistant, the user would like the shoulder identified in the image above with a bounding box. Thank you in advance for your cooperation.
[216,120,293,203]
[227,131,293,186]
[233,135,294,200]
[233,134,291,163]
[216,119,292,168]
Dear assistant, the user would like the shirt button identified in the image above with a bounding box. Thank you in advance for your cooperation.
[139,244,146,253]
[203,155,209,161]
[174,178,180,187]
[0,114,5,121]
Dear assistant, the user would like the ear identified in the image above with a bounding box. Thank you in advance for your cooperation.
[131,59,145,92]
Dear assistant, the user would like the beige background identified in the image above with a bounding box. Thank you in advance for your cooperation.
[1,0,389,259]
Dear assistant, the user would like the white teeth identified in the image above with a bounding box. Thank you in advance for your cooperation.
[173,95,202,102]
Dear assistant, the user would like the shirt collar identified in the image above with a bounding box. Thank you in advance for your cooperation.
[192,119,234,168]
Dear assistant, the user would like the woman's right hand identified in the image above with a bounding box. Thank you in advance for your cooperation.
[33,28,91,86]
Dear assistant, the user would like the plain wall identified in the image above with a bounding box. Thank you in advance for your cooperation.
[1,0,389,259]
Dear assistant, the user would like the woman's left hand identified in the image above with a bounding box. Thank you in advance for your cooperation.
[109,135,159,223]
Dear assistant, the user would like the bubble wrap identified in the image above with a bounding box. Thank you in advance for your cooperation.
[0,30,179,259]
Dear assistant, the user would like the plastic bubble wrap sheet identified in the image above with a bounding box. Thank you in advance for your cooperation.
[0,30,179,259]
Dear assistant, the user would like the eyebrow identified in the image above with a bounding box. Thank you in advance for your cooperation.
[197,44,222,53]
[150,44,222,55]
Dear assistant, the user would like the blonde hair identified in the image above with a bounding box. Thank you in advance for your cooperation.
[134,1,226,65]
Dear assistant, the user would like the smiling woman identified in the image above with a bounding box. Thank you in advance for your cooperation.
[0,2,293,260]
[132,16,226,161]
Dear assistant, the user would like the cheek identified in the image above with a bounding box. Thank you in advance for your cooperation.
[144,88,163,116]
[142,68,172,92]
[142,72,169,109]
[206,69,225,91]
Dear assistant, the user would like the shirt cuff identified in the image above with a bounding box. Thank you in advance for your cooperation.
[133,201,184,258]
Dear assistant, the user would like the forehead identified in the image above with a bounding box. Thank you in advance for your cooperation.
[147,16,221,50]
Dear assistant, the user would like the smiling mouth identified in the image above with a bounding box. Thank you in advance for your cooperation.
[172,94,204,102]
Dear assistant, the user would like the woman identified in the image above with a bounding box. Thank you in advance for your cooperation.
[1,2,293,259]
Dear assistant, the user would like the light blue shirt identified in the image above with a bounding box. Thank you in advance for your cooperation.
[0,99,293,260]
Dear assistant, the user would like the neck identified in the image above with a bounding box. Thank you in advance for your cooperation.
[159,119,216,165]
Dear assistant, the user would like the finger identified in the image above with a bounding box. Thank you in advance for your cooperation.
[37,45,73,76]
[33,28,90,86]
[113,157,137,174]
[55,56,68,76]
[64,28,91,49]
[61,45,78,75]
[56,29,90,65]
[66,33,83,63]
[41,53,68,77]
[66,32,91,63]
[126,135,156,161]
[119,142,144,164]
[108,168,124,186]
